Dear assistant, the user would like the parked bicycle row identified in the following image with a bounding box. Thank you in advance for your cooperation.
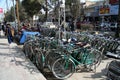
[23,31,120,79]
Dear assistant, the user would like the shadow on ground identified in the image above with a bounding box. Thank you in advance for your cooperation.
[0,43,40,74]
[82,68,107,80]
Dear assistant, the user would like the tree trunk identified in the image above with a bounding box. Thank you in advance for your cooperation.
[45,0,48,21]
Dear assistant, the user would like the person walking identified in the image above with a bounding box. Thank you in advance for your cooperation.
[5,24,13,44]
[70,21,75,32]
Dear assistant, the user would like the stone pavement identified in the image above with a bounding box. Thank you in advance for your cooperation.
[0,37,46,80]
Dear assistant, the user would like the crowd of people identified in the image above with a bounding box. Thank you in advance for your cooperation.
[0,22,30,44]
[0,22,15,44]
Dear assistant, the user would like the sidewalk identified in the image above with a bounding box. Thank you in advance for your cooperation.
[0,37,46,80]
[67,59,113,80]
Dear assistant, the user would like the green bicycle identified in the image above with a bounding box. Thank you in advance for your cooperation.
[52,46,102,79]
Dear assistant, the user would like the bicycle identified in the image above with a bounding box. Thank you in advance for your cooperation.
[51,44,102,79]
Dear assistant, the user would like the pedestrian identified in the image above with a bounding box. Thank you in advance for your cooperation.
[0,23,2,36]
[70,21,74,32]
[21,23,27,31]
[2,24,5,32]
[5,23,13,44]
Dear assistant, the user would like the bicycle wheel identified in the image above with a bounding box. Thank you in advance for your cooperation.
[36,51,45,71]
[92,49,102,67]
[52,58,75,79]
[45,50,62,70]
[86,49,102,72]
[24,43,31,57]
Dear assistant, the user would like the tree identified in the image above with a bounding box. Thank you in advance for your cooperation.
[66,0,80,20]
[22,0,42,18]
[19,2,28,21]
[4,1,28,22]
[50,0,80,21]
[4,7,15,22]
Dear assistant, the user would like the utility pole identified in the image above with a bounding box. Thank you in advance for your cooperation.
[12,0,17,29]
[16,0,20,31]
[45,0,48,21]
[6,0,9,11]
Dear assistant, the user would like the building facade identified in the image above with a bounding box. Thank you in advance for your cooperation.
[83,0,119,22]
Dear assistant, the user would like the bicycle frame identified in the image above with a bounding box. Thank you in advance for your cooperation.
[61,48,95,69]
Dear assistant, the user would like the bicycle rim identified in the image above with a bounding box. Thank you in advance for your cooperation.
[93,50,102,67]
[52,58,75,79]
[24,43,30,57]
[37,53,45,70]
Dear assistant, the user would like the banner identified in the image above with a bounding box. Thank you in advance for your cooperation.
[0,8,3,13]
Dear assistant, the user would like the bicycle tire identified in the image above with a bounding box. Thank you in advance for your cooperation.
[36,51,45,71]
[52,58,75,79]
[93,49,102,67]
[24,43,30,57]
[86,49,102,71]
[45,50,62,70]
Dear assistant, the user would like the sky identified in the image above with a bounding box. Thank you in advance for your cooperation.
[0,0,13,21]
[0,0,102,21]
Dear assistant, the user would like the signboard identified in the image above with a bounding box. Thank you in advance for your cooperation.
[99,5,110,16]
[0,8,3,13]
[110,5,119,15]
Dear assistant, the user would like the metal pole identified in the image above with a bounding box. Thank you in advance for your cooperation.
[45,0,48,21]
[63,0,66,39]
[6,0,9,11]
[58,0,61,26]
[16,0,20,31]
[58,0,61,40]
[63,0,66,31]
[12,0,17,29]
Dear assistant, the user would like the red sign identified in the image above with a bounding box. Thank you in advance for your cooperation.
[0,8,3,13]
[109,0,119,4]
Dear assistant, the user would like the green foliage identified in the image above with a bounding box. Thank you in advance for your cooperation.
[19,2,28,21]
[4,7,15,22]
[22,0,42,18]
[4,2,28,22]
[66,0,80,19]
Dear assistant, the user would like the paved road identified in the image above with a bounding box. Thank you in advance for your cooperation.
[0,37,46,80]
[67,59,113,80]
